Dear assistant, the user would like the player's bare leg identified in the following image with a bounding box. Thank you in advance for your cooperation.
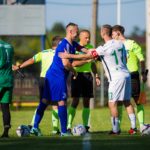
[123,101,137,134]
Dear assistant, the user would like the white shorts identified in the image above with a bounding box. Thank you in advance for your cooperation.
[108,76,131,102]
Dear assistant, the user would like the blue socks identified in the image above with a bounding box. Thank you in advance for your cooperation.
[58,105,67,133]
[33,102,47,128]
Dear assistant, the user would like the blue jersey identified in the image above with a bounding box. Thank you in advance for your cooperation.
[50,38,81,77]
[43,38,82,101]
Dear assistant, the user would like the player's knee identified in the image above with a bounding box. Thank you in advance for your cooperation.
[58,100,66,106]
[123,101,131,107]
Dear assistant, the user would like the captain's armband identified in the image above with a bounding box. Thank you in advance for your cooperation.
[90,50,98,58]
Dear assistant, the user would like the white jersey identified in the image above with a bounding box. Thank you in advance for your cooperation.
[96,39,130,82]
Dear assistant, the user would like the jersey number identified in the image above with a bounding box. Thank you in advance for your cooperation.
[111,48,124,65]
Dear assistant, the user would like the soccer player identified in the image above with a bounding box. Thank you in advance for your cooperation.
[112,25,147,133]
[59,24,137,134]
[31,23,88,136]
[14,36,62,135]
[67,30,100,132]
[0,40,14,138]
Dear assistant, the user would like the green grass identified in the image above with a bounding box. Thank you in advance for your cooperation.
[0,105,150,150]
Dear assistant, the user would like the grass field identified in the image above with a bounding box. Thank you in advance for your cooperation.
[0,105,150,150]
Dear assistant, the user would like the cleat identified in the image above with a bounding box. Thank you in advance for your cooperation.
[61,132,72,137]
[30,127,42,136]
[85,126,90,133]
[109,130,121,135]
[67,128,72,134]
[1,133,9,138]
[128,128,137,135]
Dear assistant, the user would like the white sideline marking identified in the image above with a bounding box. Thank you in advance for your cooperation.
[82,134,91,150]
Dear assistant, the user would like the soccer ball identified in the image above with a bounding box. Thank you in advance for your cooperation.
[140,124,150,136]
[16,125,30,137]
[72,124,86,136]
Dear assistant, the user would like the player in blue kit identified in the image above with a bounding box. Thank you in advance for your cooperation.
[30,23,88,136]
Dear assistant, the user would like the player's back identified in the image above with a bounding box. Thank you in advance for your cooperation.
[0,40,14,87]
[99,39,129,81]
[41,49,55,77]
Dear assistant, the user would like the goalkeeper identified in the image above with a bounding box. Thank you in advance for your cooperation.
[0,40,14,138]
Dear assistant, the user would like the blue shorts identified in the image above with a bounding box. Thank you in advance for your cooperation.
[42,70,67,102]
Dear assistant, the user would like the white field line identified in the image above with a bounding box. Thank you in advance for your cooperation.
[82,134,91,150]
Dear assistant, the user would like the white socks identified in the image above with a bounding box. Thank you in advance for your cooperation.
[128,113,136,129]
[111,117,119,132]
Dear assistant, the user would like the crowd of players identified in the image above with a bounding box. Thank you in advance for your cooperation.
[0,23,148,137]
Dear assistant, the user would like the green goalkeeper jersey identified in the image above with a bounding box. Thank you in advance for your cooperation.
[33,49,55,77]
[124,39,144,72]
[74,44,94,73]
[0,40,14,87]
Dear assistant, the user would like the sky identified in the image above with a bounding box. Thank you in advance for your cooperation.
[45,0,146,36]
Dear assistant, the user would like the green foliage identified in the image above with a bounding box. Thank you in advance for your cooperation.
[51,22,65,33]
[130,26,145,37]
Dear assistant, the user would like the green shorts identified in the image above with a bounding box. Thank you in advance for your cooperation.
[0,87,13,103]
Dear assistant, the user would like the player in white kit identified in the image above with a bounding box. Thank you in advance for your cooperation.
[59,24,137,134]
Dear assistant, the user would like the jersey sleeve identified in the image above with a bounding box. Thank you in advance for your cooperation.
[96,45,104,56]
[33,52,42,63]
[132,41,144,61]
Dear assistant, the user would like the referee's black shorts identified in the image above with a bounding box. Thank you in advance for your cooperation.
[130,71,140,99]
[71,72,93,98]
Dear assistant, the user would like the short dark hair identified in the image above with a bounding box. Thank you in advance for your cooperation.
[112,25,125,34]
[52,36,62,47]
[66,22,78,29]
[79,29,90,35]
[101,24,112,36]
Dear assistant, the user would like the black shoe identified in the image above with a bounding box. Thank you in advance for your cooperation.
[67,128,72,134]
[1,133,9,138]
[85,126,90,133]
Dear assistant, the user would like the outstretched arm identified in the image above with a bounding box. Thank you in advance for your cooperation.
[72,59,92,67]
[19,58,34,69]
[12,58,34,71]
[59,51,93,60]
